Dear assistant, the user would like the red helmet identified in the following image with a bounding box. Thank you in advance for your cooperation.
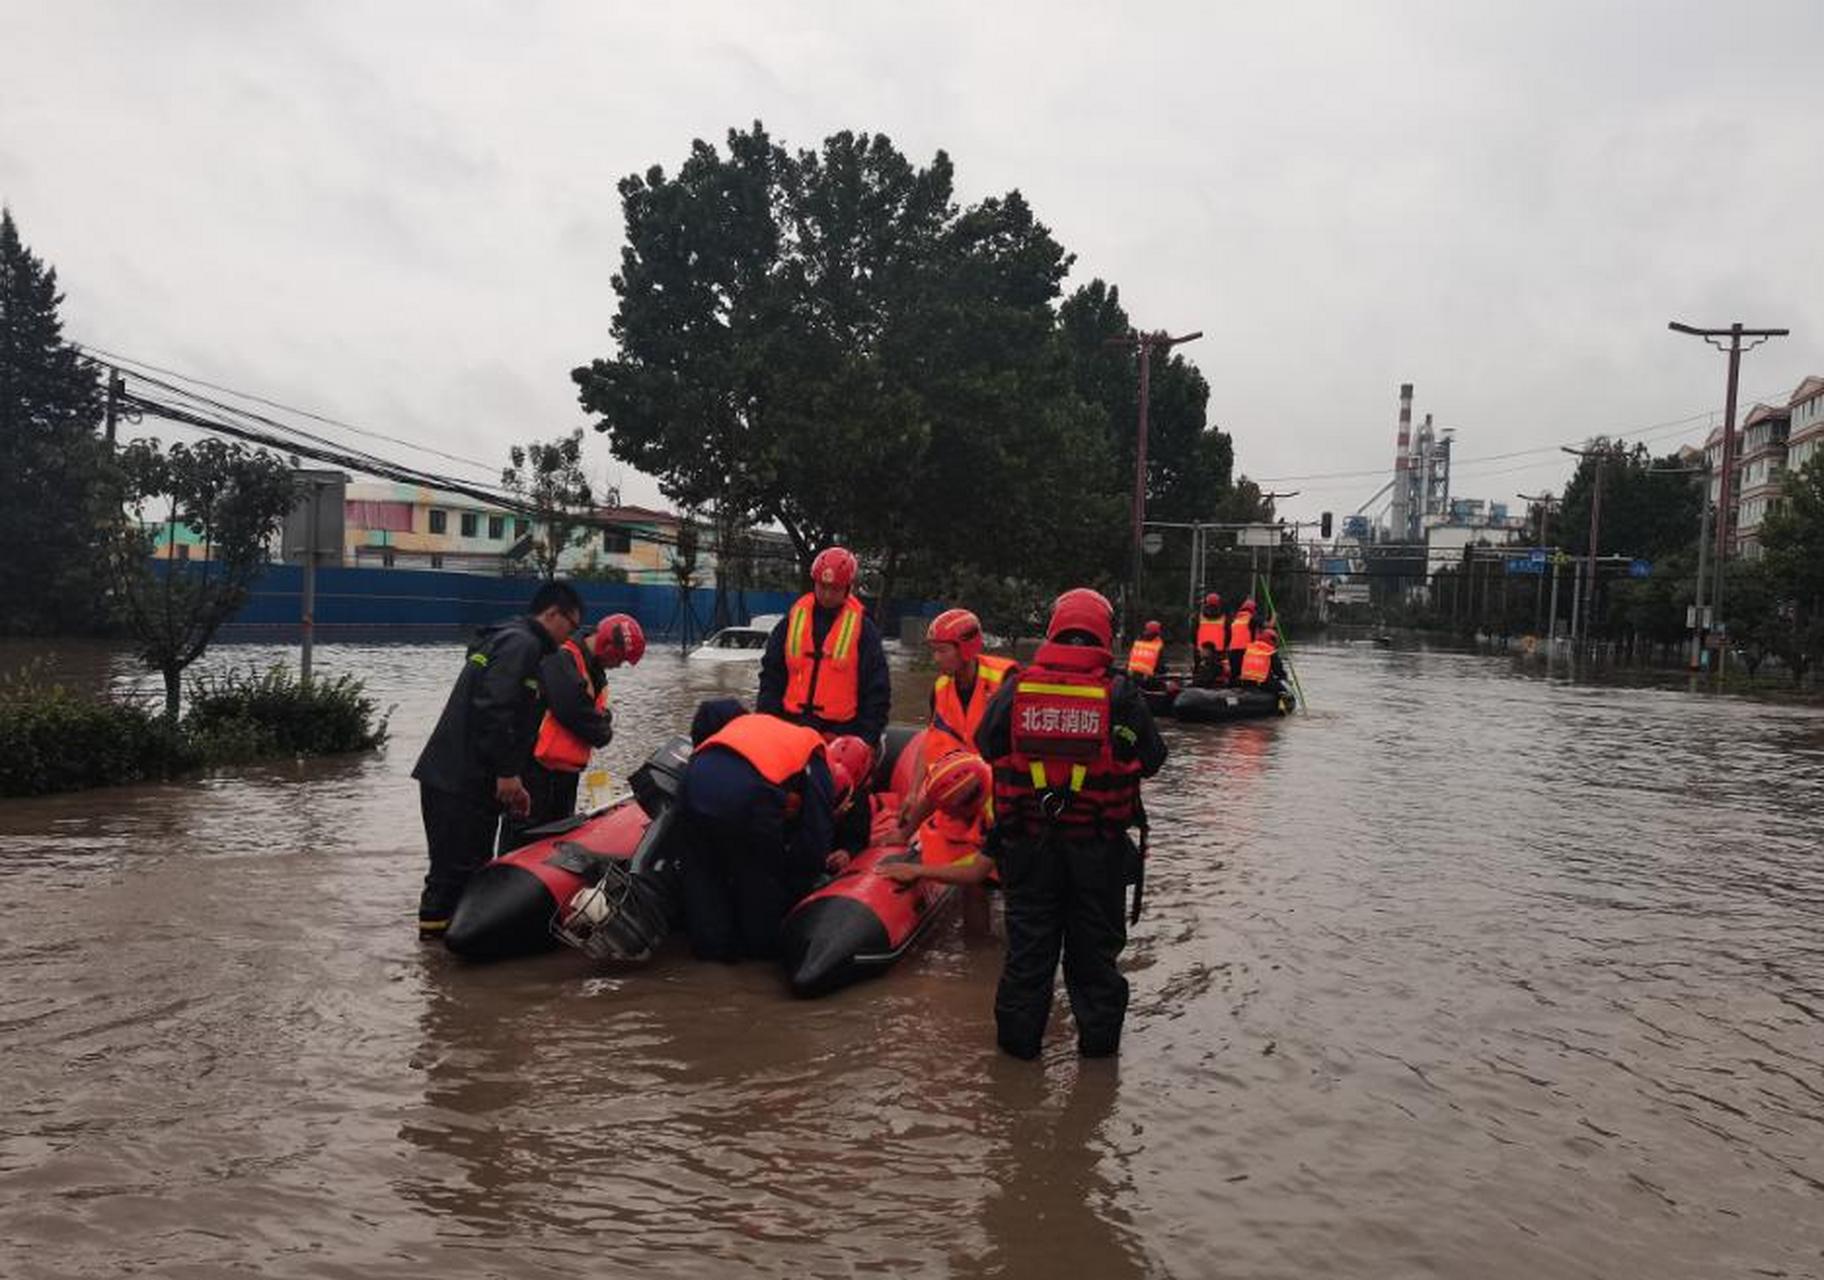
[1239,597,1257,613]
[925,749,992,821]
[1203,592,1223,612]
[1260,626,1279,643]
[825,735,874,794]
[1142,619,1163,638]
[926,608,983,662]
[592,613,646,667]
[811,546,858,589]
[1046,587,1114,648]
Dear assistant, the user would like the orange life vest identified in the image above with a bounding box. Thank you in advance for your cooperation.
[990,642,1142,840]
[697,713,828,785]
[1126,637,1163,678]
[930,655,1016,756]
[1239,638,1277,685]
[781,592,866,725]
[532,639,607,772]
[1194,614,1227,651]
[1228,609,1255,650]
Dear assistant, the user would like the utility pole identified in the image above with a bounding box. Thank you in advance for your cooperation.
[1107,327,1202,639]
[104,369,124,447]
[1518,491,1558,635]
[1669,320,1788,656]
[1561,445,1611,652]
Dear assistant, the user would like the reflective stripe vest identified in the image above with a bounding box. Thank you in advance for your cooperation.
[930,655,1016,755]
[1194,614,1227,651]
[532,639,605,772]
[1126,637,1163,678]
[697,713,827,785]
[782,593,866,725]
[1239,638,1277,685]
[1228,609,1255,650]
[990,642,1142,839]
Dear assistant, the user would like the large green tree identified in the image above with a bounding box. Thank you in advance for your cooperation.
[0,208,117,633]
[1756,456,1824,682]
[573,123,1124,609]
[1556,439,1702,560]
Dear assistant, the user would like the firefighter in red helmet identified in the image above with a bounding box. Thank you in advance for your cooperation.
[974,586,1167,1060]
[924,607,1018,761]
[499,612,646,853]
[757,545,892,751]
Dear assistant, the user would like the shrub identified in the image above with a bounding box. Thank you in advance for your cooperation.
[0,670,200,796]
[184,666,390,763]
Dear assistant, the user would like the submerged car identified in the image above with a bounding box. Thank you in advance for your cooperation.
[687,614,782,662]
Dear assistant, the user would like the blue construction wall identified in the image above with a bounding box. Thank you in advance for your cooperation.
[222,564,935,638]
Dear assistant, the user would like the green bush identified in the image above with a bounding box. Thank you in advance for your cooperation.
[0,664,389,795]
[0,672,200,796]
[184,666,389,763]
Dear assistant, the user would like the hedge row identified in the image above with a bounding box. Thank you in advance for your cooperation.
[0,666,389,797]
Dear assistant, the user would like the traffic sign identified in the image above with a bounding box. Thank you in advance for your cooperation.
[1505,557,1544,575]
[1629,559,1652,578]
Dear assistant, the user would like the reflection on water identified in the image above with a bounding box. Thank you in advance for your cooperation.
[1,635,1822,1278]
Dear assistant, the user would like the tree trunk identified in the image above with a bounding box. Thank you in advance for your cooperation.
[162,664,182,718]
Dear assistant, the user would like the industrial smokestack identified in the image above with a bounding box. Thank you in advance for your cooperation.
[1392,383,1413,541]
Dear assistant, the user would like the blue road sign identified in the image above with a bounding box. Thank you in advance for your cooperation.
[1505,558,1544,575]
[1629,559,1652,578]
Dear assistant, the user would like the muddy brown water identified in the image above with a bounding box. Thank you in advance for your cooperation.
[2,637,1822,1278]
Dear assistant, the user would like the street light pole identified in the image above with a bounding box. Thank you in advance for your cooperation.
[1108,327,1202,640]
[1669,320,1788,659]
[1518,490,1558,636]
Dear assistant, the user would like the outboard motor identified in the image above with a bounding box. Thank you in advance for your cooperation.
[548,734,690,962]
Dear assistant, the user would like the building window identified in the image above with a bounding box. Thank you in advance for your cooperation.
[429,509,448,535]
[603,526,632,554]
[488,515,505,540]
[460,512,478,538]
[430,553,444,570]
[514,517,530,537]
[176,543,191,561]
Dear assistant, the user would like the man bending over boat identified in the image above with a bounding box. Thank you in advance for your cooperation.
[757,545,891,753]
[677,704,866,962]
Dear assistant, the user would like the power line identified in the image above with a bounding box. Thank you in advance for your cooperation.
[1250,396,1775,485]
[73,340,504,475]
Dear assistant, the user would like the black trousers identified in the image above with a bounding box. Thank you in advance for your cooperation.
[496,762,582,854]
[994,832,1131,1059]
[419,782,503,924]
[678,801,801,963]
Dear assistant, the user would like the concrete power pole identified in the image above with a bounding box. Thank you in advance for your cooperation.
[1108,327,1201,639]
[1669,320,1788,656]
[1560,445,1609,653]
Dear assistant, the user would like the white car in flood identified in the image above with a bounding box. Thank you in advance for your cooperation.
[687,614,783,662]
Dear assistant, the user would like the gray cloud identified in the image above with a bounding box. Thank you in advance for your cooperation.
[5,0,1821,519]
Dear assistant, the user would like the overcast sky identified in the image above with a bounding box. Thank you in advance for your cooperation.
[6,1,1824,525]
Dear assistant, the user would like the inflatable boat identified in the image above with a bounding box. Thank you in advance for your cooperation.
[443,725,971,997]
[777,727,982,996]
[1171,684,1294,723]
[1140,679,1181,718]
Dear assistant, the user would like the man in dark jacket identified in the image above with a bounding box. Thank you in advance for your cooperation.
[412,581,583,938]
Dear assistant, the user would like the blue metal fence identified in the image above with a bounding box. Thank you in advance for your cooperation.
[221,564,937,638]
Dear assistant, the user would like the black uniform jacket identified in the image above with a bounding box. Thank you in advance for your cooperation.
[412,615,557,796]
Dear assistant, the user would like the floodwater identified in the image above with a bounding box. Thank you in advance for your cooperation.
[2,636,1822,1279]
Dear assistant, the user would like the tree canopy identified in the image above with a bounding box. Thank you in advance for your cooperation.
[573,123,1236,615]
[0,207,117,633]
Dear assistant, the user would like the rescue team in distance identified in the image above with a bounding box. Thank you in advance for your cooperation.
[411,548,1167,1061]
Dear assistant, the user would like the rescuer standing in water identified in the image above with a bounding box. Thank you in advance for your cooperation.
[757,545,891,752]
[975,587,1167,1060]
